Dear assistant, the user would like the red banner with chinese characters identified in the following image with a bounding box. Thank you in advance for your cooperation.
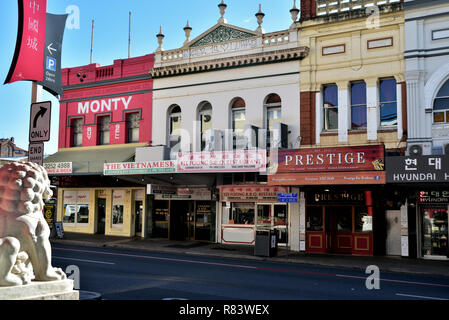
[269,145,385,174]
[220,185,289,202]
[4,0,47,84]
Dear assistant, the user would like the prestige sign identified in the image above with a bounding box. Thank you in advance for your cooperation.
[271,145,385,173]
[386,155,449,183]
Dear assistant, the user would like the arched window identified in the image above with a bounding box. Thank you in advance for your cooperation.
[169,105,182,137]
[231,98,246,150]
[433,79,449,124]
[198,102,212,151]
[265,94,282,150]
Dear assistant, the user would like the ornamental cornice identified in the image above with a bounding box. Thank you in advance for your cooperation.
[151,46,309,78]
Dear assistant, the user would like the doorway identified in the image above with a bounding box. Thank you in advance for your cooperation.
[170,201,195,240]
[256,203,288,246]
[134,200,143,236]
[325,206,353,254]
[97,198,106,235]
[386,210,401,256]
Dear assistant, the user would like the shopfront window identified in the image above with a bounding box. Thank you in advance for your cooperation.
[306,206,324,232]
[336,208,352,232]
[112,190,125,227]
[274,205,287,226]
[62,190,89,226]
[257,204,272,227]
[354,207,372,232]
[421,206,448,257]
[225,202,254,225]
[153,200,169,238]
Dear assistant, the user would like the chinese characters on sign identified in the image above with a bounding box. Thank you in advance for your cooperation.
[4,0,47,84]
[386,155,449,183]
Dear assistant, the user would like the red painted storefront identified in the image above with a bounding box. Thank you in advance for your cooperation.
[59,54,154,149]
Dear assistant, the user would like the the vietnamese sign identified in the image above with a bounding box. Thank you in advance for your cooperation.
[177,150,266,173]
[104,161,176,175]
[4,0,47,85]
[386,155,449,183]
[220,186,289,202]
[44,162,72,174]
[270,145,385,174]
[29,101,51,142]
[37,13,68,97]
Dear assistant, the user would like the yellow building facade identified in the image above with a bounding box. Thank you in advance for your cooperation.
[298,0,406,151]
[56,187,147,237]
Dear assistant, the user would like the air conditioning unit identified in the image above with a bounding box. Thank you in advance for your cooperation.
[409,144,423,156]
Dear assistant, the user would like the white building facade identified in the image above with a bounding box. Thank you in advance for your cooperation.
[405,0,449,155]
[141,1,309,249]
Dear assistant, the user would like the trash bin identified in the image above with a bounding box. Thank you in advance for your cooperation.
[254,229,278,257]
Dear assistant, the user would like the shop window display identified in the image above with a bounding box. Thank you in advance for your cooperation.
[422,207,448,257]
[225,203,254,225]
[306,207,324,232]
[62,190,89,226]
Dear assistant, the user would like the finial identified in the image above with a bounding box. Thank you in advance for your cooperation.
[156,25,165,52]
[184,20,192,44]
[255,4,265,34]
[290,0,300,29]
[218,0,228,24]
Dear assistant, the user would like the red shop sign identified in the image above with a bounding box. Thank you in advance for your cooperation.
[270,145,385,174]
[220,185,289,202]
[4,0,47,84]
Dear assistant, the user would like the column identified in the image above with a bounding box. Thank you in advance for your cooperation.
[337,81,349,143]
[315,91,322,144]
[366,78,379,141]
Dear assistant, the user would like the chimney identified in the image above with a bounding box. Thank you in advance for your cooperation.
[300,0,317,21]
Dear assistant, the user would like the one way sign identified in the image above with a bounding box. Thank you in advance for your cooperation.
[29,101,51,142]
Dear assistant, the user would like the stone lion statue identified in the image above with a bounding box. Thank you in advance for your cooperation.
[0,162,66,287]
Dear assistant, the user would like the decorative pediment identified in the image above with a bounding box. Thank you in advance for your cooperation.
[190,25,257,48]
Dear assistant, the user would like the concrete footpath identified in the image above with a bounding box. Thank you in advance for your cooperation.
[51,233,449,279]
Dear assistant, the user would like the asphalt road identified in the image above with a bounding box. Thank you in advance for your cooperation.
[50,243,449,301]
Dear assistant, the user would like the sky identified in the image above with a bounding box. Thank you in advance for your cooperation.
[0,0,297,155]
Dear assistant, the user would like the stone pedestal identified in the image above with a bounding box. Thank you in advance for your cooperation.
[0,280,79,300]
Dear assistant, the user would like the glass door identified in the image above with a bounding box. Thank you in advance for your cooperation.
[421,206,448,258]
[256,204,288,246]
[274,204,288,246]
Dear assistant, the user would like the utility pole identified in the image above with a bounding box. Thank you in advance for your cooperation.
[90,19,94,64]
[128,12,131,58]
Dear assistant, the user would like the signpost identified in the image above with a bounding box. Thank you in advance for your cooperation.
[29,101,51,142]
[28,142,44,166]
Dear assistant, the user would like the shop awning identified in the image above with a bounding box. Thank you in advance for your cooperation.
[43,146,138,175]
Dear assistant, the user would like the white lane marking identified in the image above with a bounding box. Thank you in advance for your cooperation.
[53,256,116,265]
[336,274,449,288]
[396,293,449,300]
[53,247,257,270]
